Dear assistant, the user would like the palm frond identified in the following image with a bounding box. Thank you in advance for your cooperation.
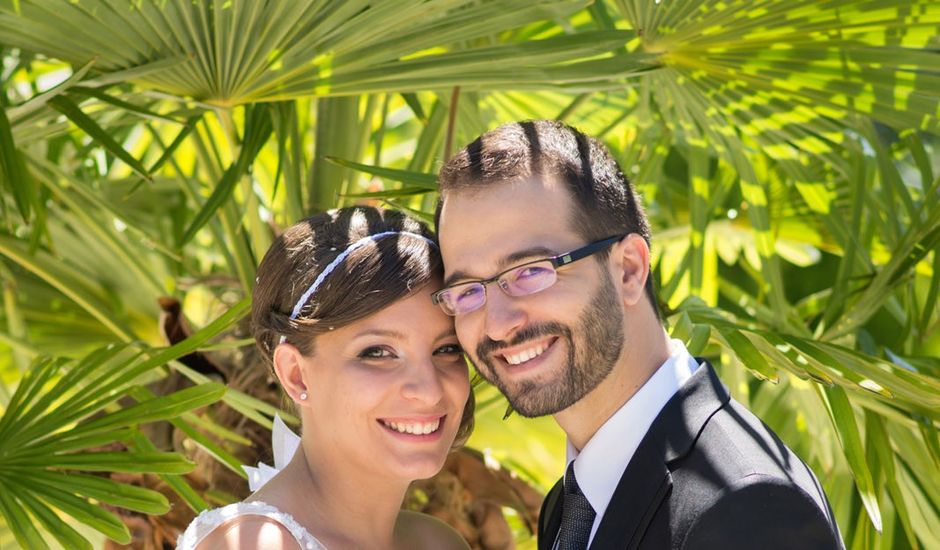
[0,347,224,547]
[0,0,652,105]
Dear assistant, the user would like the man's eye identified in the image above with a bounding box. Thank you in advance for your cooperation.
[517,265,550,279]
[458,285,481,299]
[358,346,394,359]
[434,343,463,356]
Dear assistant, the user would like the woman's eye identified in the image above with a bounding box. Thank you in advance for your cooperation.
[434,343,463,356]
[358,346,395,359]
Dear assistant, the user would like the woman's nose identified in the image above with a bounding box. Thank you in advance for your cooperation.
[400,358,445,404]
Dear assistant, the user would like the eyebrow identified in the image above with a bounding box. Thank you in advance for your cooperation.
[353,328,407,340]
[435,328,458,341]
[443,245,559,287]
[353,328,457,342]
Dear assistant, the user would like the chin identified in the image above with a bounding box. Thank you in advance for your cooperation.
[392,453,450,482]
[503,382,565,417]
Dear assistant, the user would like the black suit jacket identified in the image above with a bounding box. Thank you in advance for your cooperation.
[538,362,845,550]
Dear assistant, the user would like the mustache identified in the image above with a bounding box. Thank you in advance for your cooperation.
[476,322,569,359]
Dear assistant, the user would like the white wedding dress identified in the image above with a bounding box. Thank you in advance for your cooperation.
[176,500,326,549]
[176,416,327,549]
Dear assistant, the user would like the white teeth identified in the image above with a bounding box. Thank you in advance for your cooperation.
[503,343,547,365]
[381,419,440,435]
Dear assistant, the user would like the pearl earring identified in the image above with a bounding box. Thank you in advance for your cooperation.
[299,391,308,401]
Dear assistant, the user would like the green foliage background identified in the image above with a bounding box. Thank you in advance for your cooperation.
[0,1,938,548]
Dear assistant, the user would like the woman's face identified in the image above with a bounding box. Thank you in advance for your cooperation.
[300,283,470,481]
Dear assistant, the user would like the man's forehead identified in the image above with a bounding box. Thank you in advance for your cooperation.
[441,222,553,264]
[438,188,580,282]
[439,175,569,223]
[439,189,558,243]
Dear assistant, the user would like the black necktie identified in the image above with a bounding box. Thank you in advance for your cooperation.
[557,461,596,550]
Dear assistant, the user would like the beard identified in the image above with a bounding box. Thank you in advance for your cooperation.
[473,272,625,417]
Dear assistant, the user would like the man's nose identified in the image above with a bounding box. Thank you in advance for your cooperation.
[483,287,526,343]
[401,358,446,404]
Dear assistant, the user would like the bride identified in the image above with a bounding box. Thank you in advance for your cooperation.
[178,206,473,549]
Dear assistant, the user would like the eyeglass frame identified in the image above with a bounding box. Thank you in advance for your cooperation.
[431,234,627,316]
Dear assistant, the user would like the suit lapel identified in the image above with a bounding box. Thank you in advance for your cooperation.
[658,361,730,464]
[589,449,672,550]
[588,361,730,550]
[538,480,563,550]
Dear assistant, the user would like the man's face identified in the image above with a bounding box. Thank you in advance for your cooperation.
[438,177,625,417]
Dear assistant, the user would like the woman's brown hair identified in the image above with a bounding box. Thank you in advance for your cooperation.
[251,206,473,445]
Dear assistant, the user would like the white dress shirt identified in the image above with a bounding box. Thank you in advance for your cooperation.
[562,338,700,547]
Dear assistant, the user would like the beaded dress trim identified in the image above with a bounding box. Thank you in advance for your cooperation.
[176,500,326,549]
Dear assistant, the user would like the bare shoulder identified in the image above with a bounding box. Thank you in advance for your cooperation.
[396,510,470,550]
[194,515,304,550]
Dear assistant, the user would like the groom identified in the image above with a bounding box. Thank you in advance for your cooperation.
[433,120,844,549]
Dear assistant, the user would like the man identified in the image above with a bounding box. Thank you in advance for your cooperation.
[433,120,844,550]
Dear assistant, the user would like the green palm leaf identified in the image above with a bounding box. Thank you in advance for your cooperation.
[0,347,224,547]
[0,0,650,105]
[619,0,940,144]
[0,294,250,547]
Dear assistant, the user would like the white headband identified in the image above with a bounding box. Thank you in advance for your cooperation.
[278,231,437,343]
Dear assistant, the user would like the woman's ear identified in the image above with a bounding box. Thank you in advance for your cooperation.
[272,343,310,406]
[612,233,650,307]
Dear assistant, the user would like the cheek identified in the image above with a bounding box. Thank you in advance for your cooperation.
[529,282,596,325]
[455,316,482,352]
[318,367,395,416]
[438,362,470,403]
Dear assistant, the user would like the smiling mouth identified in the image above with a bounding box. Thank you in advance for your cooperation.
[378,416,444,435]
[498,337,557,366]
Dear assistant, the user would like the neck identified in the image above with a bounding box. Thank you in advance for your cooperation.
[269,438,411,549]
[555,324,671,451]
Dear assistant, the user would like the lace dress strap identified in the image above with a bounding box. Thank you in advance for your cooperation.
[176,500,326,550]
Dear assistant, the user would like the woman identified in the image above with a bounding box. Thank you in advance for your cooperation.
[178,206,473,549]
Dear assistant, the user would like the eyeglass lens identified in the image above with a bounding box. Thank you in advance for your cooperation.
[445,260,557,314]
[501,261,556,296]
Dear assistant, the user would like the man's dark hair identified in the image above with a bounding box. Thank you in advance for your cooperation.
[436,119,659,318]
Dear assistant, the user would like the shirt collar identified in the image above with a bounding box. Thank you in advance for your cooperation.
[565,338,700,540]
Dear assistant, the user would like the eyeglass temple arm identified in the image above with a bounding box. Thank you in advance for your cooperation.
[551,234,625,267]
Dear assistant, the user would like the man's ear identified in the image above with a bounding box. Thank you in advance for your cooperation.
[272,343,310,406]
[612,233,650,307]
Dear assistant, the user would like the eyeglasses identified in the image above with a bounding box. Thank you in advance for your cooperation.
[432,234,625,316]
